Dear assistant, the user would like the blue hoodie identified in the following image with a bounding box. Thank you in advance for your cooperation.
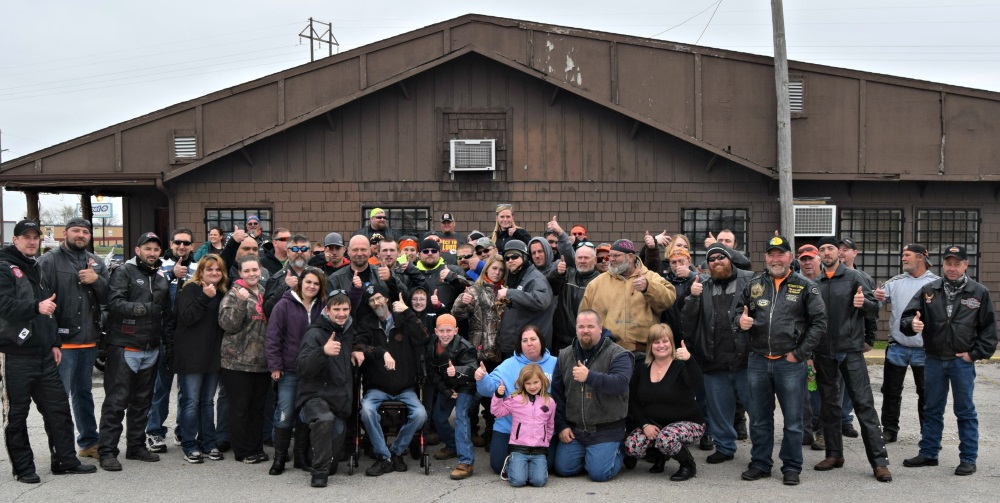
[476,349,558,434]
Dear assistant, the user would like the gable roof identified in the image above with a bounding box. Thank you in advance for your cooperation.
[4,13,1000,189]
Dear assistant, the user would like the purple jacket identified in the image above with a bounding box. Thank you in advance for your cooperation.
[490,393,556,448]
[266,289,323,372]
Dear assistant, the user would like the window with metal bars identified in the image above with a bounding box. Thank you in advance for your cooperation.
[681,208,749,266]
[838,209,903,284]
[361,206,431,239]
[205,208,272,239]
[915,209,979,281]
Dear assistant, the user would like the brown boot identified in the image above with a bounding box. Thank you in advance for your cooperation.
[874,466,892,482]
[450,463,473,480]
[814,457,845,471]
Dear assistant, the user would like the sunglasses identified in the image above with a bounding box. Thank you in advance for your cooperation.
[576,241,595,249]
[504,254,521,262]
[273,237,289,242]
[476,249,490,256]
[459,253,475,260]
[328,289,347,297]
[707,255,728,263]
[288,246,310,253]
[597,256,610,263]
[313,250,325,256]
[572,232,587,237]
[372,215,387,220]
[246,221,260,226]
[173,240,192,246]
[421,249,439,254]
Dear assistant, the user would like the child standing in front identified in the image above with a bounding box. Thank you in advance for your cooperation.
[490,364,556,487]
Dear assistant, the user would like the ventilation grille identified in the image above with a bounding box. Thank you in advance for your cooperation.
[789,80,804,114]
[794,205,836,236]
[450,139,496,172]
[174,136,197,158]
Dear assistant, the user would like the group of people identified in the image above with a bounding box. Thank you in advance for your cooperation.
[0,202,995,489]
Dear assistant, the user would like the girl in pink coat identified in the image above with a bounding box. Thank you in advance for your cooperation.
[490,364,556,487]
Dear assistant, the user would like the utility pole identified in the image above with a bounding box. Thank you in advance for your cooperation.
[299,18,339,62]
[771,0,795,249]
[0,129,9,164]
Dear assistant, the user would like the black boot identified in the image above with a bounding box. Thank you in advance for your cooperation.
[310,421,333,487]
[269,427,292,475]
[649,452,668,473]
[671,446,697,481]
[294,423,312,471]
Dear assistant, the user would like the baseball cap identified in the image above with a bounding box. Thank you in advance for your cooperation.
[468,230,486,242]
[13,219,41,237]
[475,237,494,250]
[797,244,819,259]
[419,238,440,251]
[839,237,858,250]
[369,208,385,218]
[942,245,968,261]
[66,217,93,231]
[369,233,384,245]
[440,213,454,222]
[766,235,791,253]
[323,232,344,247]
[246,215,260,224]
[596,243,611,253]
[903,243,932,266]
[136,232,162,247]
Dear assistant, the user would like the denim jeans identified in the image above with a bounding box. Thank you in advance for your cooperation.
[360,388,427,460]
[747,353,805,474]
[146,345,176,437]
[489,432,511,474]
[507,451,548,487]
[553,435,622,482]
[176,372,219,455]
[273,372,300,430]
[123,348,158,372]
[56,346,99,449]
[703,369,753,456]
[920,356,979,464]
[433,391,476,465]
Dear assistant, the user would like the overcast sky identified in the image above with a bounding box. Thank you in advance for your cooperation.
[3,0,999,220]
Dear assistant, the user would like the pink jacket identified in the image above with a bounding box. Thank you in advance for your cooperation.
[490,393,556,448]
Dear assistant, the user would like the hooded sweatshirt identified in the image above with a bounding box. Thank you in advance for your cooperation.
[266,288,323,372]
[476,349,557,434]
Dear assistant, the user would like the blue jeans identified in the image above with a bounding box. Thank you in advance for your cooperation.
[177,372,219,454]
[360,388,427,460]
[508,451,548,487]
[703,369,753,456]
[747,353,805,474]
[553,436,622,482]
[56,346,99,449]
[490,432,511,473]
[273,372,299,429]
[123,348,158,372]
[886,344,926,367]
[920,356,979,463]
[146,345,176,437]
[433,391,476,465]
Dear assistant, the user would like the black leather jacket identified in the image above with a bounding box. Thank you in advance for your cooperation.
[901,277,998,361]
[106,257,171,350]
[0,245,58,356]
[682,267,754,372]
[814,263,879,356]
[296,315,356,417]
[37,245,109,345]
[734,270,826,363]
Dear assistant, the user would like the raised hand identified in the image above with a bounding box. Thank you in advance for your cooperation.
[475,361,487,381]
[78,261,99,285]
[352,270,362,289]
[392,293,408,313]
[496,379,506,396]
[676,340,691,361]
[547,215,564,236]
[231,224,247,244]
[739,306,753,330]
[912,311,924,332]
[853,286,865,308]
[644,230,656,249]
[446,360,456,377]
[38,293,57,316]
[704,232,717,249]
[655,230,671,248]
[689,275,703,296]
[202,282,217,298]
[430,289,440,308]
[461,287,474,306]
[572,360,589,382]
[874,283,886,302]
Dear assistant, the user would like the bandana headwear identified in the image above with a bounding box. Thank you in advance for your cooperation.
[436,314,457,328]
[611,239,636,254]
[668,248,691,260]
[399,238,418,250]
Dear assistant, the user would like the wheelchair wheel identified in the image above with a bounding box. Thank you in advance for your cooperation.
[423,453,430,475]
[347,454,355,475]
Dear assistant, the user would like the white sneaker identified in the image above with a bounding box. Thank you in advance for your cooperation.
[184,450,204,464]
[173,433,182,446]
[146,434,167,453]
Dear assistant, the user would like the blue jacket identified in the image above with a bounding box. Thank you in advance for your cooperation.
[476,349,557,434]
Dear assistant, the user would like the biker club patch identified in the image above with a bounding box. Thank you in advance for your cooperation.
[924,292,934,303]
[961,297,981,310]
[750,283,764,299]
[10,266,23,278]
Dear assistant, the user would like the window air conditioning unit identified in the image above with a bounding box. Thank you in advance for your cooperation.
[794,205,836,236]
[449,139,496,179]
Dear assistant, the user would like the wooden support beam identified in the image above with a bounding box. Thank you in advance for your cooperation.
[398,81,410,100]
[324,111,337,132]
[549,87,561,107]
[704,154,719,174]
[25,191,39,224]
[240,147,254,168]
[80,195,95,253]
[629,121,641,140]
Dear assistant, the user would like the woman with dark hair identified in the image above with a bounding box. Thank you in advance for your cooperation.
[265,266,326,475]
[218,255,271,464]
[174,254,228,463]
[474,325,557,474]
[194,227,225,261]
[625,323,704,481]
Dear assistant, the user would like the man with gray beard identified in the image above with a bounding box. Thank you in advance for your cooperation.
[548,241,602,354]
[263,234,312,317]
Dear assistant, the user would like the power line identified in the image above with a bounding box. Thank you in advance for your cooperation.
[695,0,723,44]
[649,1,722,38]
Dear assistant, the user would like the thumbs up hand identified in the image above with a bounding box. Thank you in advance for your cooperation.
[79,261,99,284]
[439,267,450,283]
[496,380,506,396]
[547,215,563,236]
[39,293,57,316]
[655,230,671,248]
[378,263,391,281]
[392,293,408,313]
[202,282,217,298]
[572,360,589,382]
[352,270,362,289]
[557,259,567,275]
[704,232,717,249]
[475,361,487,381]
[912,311,924,332]
[447,360,456,377]
[461,287,474,306]
[874,283,887,302]
[173,262,189,281]
[644,230,656,249]
[689,275,703,297]
[739,305,753,331]
[231,224,247,244]
[853,286,865,308]
[324,333,342,356]
[676,340,691,361]
[430,289,440,308]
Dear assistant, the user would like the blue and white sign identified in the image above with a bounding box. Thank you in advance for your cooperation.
[76,203,114,219]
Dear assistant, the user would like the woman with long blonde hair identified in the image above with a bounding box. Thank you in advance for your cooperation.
[490,203,531,253]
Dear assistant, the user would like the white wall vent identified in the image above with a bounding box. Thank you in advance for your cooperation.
[173,136,197,159]
[794,205,836,236]
[450,139,495,177]
[789,80,804,114]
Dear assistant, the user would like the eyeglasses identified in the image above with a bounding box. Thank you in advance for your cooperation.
[421,249,439,254]
[459,253,474,260]
[707,255,728,263]
[173,240,192,246]
[504,254,521,262]
[372,215,386,220]
[273,236,289,242]
[288,246,310,253]
[597,256,609,263]
[246,222,260,226]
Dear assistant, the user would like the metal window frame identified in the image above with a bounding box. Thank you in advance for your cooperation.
[204,207,273,239]
[681,208,750,266]
[915,208,980,281]
[838,208,904,285]
[361,206,431,238]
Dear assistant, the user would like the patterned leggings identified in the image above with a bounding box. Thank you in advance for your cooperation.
[624,421,705,458]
